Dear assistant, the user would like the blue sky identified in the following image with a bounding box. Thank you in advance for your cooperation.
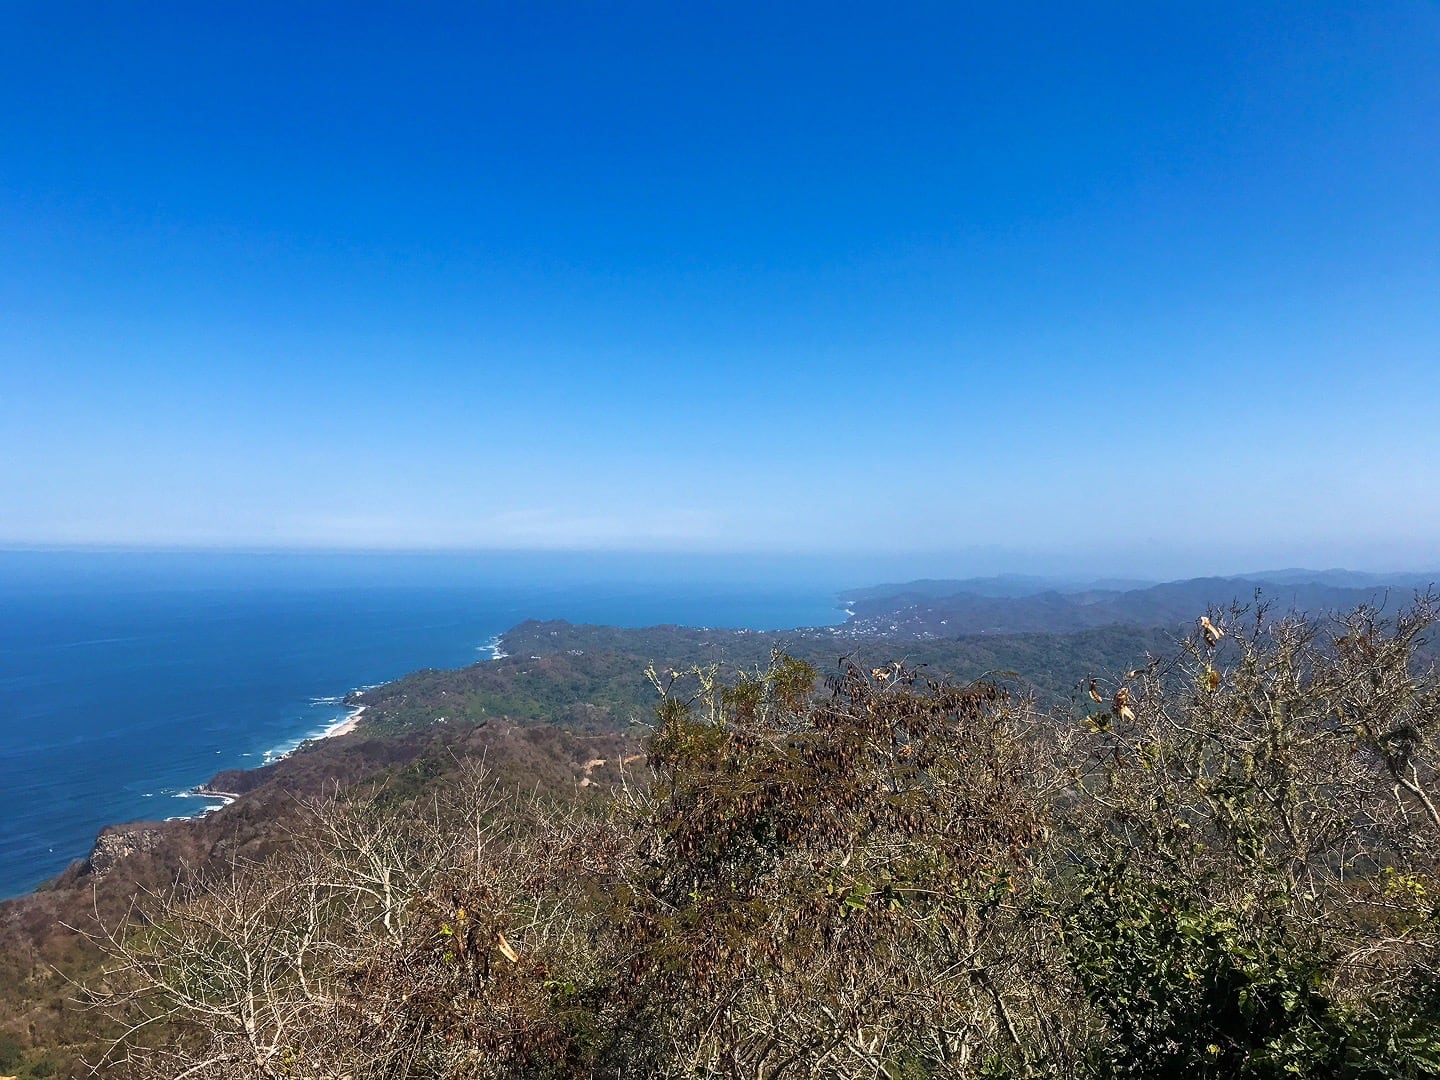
[2,2,1437,577]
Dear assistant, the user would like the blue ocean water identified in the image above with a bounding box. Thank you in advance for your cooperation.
[0,556,843,898]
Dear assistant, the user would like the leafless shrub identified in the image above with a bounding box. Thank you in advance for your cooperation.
[87,764,633,1078]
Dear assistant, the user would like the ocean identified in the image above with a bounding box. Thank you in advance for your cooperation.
[0,553,844,898]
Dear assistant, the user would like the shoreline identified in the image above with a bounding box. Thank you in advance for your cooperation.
[320,703,366,740]
[260,700,368,761]
[48,634,496,887]
[177,701,370,817]
[171,647,507,826]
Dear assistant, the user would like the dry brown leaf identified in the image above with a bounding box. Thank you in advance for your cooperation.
[1199,615,1223,647]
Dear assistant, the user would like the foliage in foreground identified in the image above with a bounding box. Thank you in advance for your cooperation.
[91,599,1440,1077]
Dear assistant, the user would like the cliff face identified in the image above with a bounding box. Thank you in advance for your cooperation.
[86,824,166,879]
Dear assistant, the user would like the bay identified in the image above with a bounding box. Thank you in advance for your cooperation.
[0,556,842,897]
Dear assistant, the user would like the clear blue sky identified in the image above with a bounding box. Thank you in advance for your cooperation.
[2,2,1437,577]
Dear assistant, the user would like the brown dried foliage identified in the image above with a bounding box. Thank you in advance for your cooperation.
[86,597,1440,1077]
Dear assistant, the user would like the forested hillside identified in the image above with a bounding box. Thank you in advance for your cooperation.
[2,595,1437,1077]
[352,618,1180,736]
[92,597,1440,1077]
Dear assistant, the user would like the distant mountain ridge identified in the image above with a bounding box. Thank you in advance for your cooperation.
[841,570,1438,638]
[842,574,1158,603]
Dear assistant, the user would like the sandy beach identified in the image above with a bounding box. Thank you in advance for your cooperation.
[322,704,366,739]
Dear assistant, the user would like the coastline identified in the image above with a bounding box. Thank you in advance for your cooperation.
[259,699,369,762]
[321,702,366,740]
[23,632,504,893]
[179,701,369,817]
[162,631,523,829]
[0,580,841,899]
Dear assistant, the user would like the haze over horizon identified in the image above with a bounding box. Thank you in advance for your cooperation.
[4,4,1437,570]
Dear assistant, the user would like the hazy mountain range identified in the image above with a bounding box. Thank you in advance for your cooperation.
[841,569,1438,638]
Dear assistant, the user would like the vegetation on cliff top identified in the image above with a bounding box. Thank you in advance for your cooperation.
[76,595,1440,1078]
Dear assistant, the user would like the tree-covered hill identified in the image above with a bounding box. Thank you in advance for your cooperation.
[2,593,1437,1077]
[354,619,1181,737]
[82,598,1440,1077]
